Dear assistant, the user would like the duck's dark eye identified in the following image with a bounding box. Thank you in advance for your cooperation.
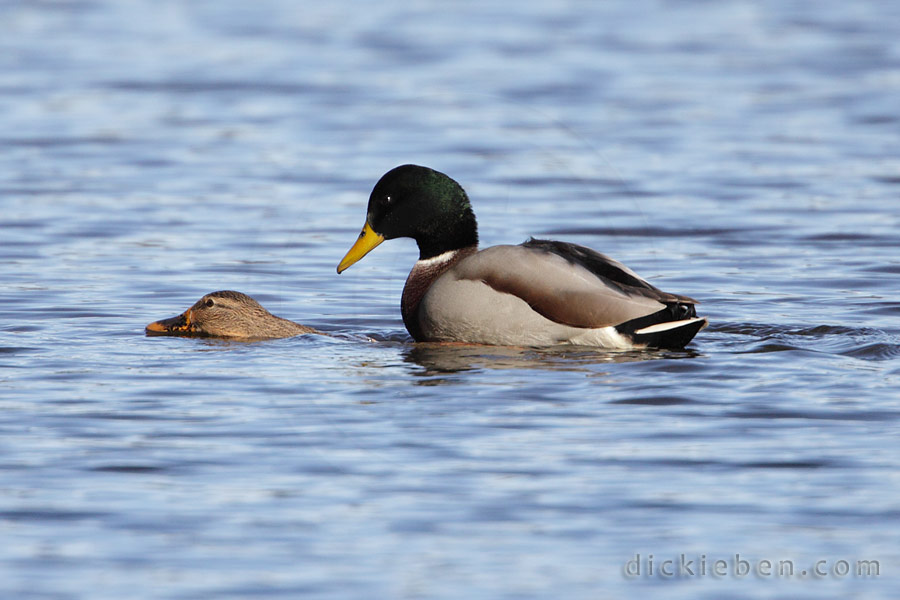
[383,195,393,206]
[205,299,215,308]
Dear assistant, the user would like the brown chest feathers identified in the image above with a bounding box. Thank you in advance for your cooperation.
[400,246,477,341]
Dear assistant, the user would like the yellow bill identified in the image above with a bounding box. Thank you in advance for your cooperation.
[337,222,384,273]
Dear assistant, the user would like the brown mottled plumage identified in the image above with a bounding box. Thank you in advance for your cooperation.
[146,291,319,340]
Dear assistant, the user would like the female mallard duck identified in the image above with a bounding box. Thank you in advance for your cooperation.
[146,290,319,340]
[337,165,707,349]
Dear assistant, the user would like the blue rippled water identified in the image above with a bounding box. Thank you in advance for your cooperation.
[2,1,899,598]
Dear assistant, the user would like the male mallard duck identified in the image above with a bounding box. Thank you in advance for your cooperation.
[337,165,707,349]
[146,290,319,340]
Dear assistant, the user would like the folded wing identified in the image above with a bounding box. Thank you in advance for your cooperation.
[452,239,697,329]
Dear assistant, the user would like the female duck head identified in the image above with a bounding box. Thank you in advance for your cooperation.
[146,290,315,339]
[338,165,479,272]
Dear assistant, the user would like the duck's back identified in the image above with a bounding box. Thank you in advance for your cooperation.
[415,240,703,348]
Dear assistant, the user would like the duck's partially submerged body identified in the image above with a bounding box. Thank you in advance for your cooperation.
[146,290,319,340]
[407,240,705,349]
[338,165,707,350]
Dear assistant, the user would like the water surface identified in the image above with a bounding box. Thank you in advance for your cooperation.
[2,1,899,598]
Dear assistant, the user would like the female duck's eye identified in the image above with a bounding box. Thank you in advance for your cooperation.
[384,195,393,205]
[205,299,215,308]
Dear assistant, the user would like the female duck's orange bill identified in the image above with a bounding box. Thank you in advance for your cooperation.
[337,222,384,274]
[145,309,198,336]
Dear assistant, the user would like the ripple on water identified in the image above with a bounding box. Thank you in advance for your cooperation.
[841,342,900,361]
[0,346,40,355]
[711,322,900,361]
[609,395,702,406]
[0,509,111,522]
[726,407,900,422]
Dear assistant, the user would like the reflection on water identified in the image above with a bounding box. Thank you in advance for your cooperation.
[2,0,900,599]
[403,342,701,376]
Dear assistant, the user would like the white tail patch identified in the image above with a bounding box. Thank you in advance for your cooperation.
[634,317,708,335]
